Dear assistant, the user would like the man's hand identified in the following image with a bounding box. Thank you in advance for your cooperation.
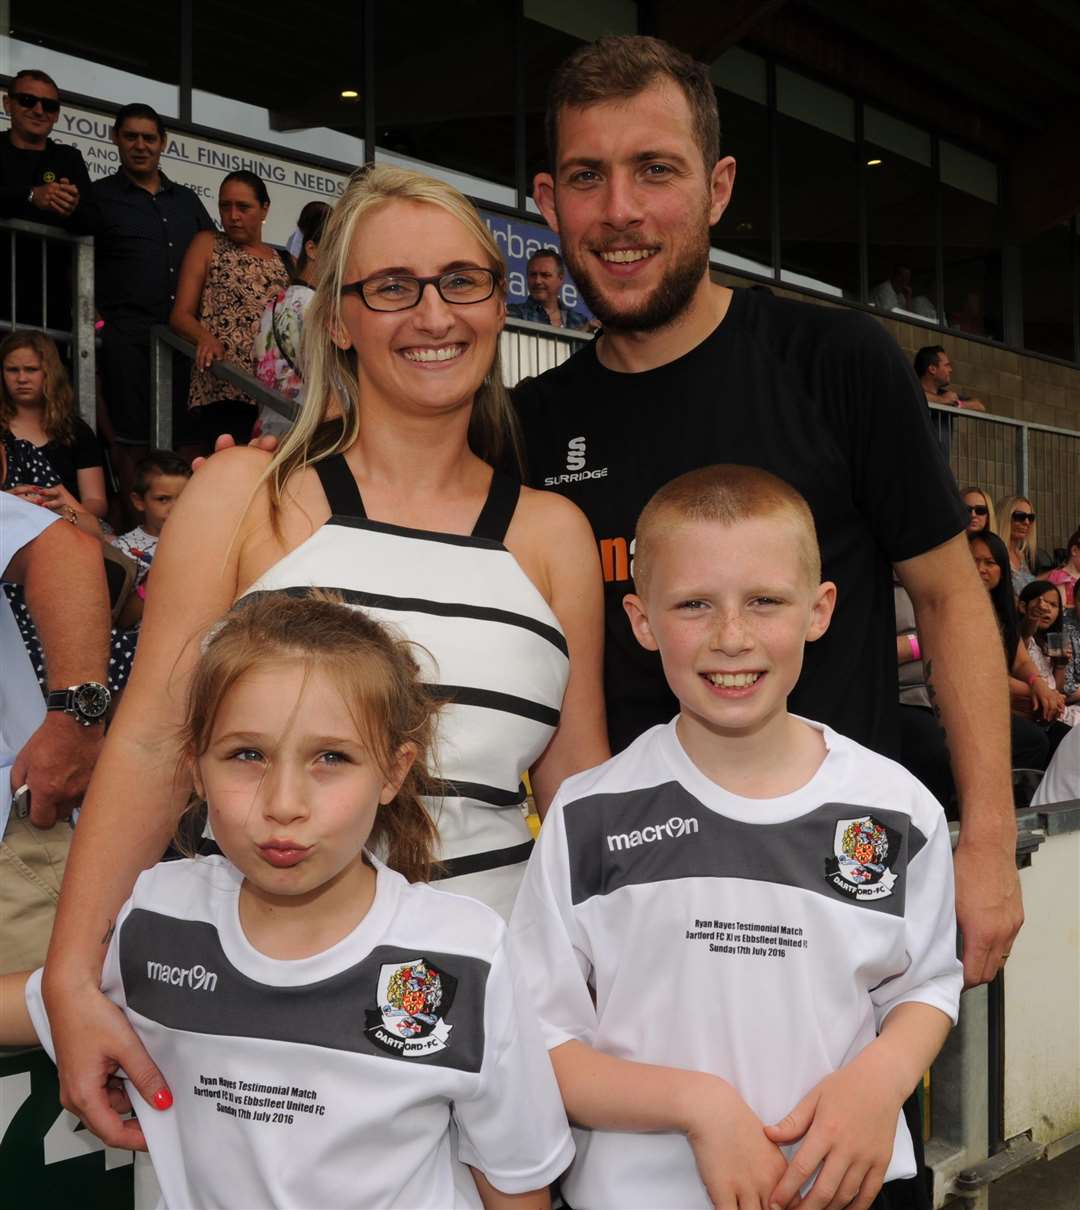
[954,838,1023,988]
[31,179,79,217]
[190,431,278,472]
[765,1047,903,1210]
[684,1077,787,1209]
[10,713,104,828]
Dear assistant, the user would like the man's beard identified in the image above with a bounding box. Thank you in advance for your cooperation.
[562,221,711,334]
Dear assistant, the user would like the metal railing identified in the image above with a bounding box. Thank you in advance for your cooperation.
[149,325,298,449]
[0,216,96,430]
[931,403,1080,553]
[499,315,592,382]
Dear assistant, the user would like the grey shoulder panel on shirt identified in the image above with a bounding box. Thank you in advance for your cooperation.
[563,783,929,917]
[120,910,490,1072]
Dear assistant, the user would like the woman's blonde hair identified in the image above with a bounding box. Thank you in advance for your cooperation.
[180,591,441,883]
[261,165,522,523]
[997,494,1037,570]
[0,330,76,444]
[960,485,997,536]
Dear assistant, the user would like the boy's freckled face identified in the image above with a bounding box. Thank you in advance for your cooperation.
[624,517,834,740]
[133,473,190,535]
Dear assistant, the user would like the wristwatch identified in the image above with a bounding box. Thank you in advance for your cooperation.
[46,681,111,726]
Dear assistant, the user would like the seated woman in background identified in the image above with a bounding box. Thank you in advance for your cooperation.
[251,200,328,438]
[969,530,1066,767]
[996,494,1038,594]
[961,485,996,536]
[1048,527,1080,609]
[170,170,290,451]
[0,330,106,534]
[1017,579,1080,727]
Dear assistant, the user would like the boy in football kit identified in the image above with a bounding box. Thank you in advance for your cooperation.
[510,464,962,1210]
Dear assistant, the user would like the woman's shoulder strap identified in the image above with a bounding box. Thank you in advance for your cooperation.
[314,454,367,519]
[471,470,520,542]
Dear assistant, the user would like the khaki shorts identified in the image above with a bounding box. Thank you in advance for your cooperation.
[0,813,72,974]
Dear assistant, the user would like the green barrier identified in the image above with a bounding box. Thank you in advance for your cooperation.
[0,1047,134,1206]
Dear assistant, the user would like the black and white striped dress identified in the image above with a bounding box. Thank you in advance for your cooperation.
[239,454,570,919]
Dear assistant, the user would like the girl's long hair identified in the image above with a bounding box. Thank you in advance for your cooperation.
[996,494,1037,571]
[1018,579,1063,654]
[180,591,441,883]
[260,165,523,529]
[969,529,1019,668]
[0,330,76,444]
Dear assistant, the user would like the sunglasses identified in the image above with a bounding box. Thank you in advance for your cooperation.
[1012,511,1037,524]
[967,504,989,517]
[12,91,60,115]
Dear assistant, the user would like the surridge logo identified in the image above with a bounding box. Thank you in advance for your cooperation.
[146,959,219,992]
[543,434,609,487]
[607,815,700,852]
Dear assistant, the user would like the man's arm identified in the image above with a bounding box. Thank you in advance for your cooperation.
[5,521,110,826]
[896,533,1022,987]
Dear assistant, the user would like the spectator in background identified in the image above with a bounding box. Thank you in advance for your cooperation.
[997,494,1038,594]
[915,345,986,412]
[507,249,591,331]
[94,103,214,481]
[284,199,330,276]
[170,170,290,450]
[112,449,191,595]
[961,485,996,535]
[1017,579,1079,728]
[0,69,97,333]
[252,202,328,438]
[0,330,105,533]
[870,264,936,321]
[1047,527,1080,609]
[0,489,110,972]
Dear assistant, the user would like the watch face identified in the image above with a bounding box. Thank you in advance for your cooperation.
[73,682,110,720]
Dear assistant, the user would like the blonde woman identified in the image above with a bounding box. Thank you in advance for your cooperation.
[997,494,1037,594]
[41,167,608,1149]
[960,485,996,537]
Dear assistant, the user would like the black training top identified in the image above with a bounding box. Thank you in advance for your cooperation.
[513,286,967,758]
[93,169,215,329]
[0,133,97,232]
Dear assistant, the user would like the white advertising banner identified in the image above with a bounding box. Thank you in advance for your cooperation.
[0,102,350,246]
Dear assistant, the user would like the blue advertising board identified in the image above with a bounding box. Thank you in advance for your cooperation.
[481,210,593,319]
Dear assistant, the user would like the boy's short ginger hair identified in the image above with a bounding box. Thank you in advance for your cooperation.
[634,465,822,593]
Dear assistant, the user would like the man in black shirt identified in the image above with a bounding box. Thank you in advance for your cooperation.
[514,35,1020,993]
[93,104,214,473]
[0,69,96,330]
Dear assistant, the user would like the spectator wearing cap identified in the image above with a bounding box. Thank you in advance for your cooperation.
[507,249,592,331]
[94,103,215,480]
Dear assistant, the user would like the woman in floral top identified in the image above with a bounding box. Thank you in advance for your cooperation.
[252,202,328,437]
[170,170,289,451]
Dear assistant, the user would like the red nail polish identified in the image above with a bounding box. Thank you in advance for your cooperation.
[152,1088,173,1110]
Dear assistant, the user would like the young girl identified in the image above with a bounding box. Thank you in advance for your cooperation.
[0,593,571,1209]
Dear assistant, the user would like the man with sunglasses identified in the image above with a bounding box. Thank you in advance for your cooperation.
[0,69,94,231]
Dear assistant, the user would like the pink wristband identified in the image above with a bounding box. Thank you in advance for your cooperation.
[1027,673,1041,686]
[908,635,921,662]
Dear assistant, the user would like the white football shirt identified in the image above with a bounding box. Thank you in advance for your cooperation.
[510,719,962,1210]
[28,855,573,1209]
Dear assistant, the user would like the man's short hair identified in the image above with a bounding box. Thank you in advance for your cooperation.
[634,464,821,593]
[527,248,565,274]
[545,35,720,176]
[113,102,166,139]
[914,345,946,378]
[10,69,58,94]
[132,449,192,495]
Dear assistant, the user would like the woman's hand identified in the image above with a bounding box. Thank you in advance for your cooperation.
[7,483,48,507]
[195,333,226,371]
[1030,679,1065,722]
[25,481,80,514]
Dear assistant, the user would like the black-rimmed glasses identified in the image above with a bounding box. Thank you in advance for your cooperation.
[12,92,60,115]
[341,268,497,312]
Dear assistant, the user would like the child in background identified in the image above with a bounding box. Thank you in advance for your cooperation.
[510,464,961,1210]
[1,593,571,1210]
[112,449,192,591]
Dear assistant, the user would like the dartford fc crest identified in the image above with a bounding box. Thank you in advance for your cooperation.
[824,815,900,901]
[365,958,457,1058]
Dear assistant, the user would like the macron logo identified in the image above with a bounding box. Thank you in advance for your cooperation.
[146,960,218,992]
[607,815,700,852]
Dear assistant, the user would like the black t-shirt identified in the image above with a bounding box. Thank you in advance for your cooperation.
[43,417,103,498]
[513,287,967,757]
[0,133,97,231]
